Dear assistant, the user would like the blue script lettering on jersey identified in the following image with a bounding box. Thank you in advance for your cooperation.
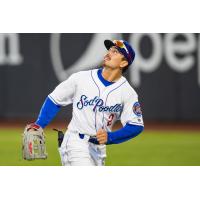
[77,95,123,113]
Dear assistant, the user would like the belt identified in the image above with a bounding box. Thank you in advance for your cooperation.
[79,133,99,144]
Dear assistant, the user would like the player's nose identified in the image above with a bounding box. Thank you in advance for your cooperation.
[107,50,113,57]
[104,53,111,59]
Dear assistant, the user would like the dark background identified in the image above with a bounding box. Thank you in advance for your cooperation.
[0,33,199,122]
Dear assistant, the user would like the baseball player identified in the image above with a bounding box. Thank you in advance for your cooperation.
[26,39,144,166]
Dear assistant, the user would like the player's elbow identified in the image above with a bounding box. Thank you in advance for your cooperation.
[124,124,144,140]
[131,125,144,137]
[136,125,144,135]
[126,124,144,137]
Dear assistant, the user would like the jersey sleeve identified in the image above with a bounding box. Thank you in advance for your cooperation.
[48,73,77,106]
[120,88,144,127]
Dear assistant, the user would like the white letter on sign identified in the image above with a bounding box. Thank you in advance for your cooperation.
[129,33,162,87]
[164,33,196,72]
[0,33,23,65]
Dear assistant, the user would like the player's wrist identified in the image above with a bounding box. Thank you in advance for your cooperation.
[106,132,113,145]
[27,123,41,131]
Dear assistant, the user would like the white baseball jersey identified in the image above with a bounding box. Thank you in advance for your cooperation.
[49,68,144,136]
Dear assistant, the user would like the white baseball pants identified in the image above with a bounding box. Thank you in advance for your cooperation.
[58,131,106,166]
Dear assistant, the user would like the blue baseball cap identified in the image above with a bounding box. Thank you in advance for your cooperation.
[104,39,135,66]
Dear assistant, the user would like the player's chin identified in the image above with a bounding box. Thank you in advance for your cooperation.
[103,61,113,68]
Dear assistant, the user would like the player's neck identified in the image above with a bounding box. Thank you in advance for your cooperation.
[102,67,122,82]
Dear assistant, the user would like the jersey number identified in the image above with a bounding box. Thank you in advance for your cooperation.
[107,114,115,126]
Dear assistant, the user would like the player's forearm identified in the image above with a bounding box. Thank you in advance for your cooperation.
[35,96,61,128]
[106,124,144,145]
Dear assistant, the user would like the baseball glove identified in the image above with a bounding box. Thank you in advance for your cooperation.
[22,123,48,160]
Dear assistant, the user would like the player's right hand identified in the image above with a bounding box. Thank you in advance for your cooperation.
[96,129,108,144]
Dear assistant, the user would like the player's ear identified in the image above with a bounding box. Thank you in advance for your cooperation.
[120,60,128,69]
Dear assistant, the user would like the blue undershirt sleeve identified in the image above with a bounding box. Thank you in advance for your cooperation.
[106,123,144,145]
[35,97,61,128]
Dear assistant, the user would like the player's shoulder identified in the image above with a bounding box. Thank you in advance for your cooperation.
[68,69,94,80]
[121,78,138,98]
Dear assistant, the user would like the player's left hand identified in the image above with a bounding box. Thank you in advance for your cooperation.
[96,129,108,144]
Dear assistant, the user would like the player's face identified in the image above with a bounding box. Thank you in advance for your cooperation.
[103,47,128,69]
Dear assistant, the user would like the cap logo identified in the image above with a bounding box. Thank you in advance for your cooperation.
[113,40,129,55]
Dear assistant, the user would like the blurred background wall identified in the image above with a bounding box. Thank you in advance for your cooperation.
[0,33,199,122]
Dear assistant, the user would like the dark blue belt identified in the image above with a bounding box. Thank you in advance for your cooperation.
[79,133,99,144]
[79,133,85,139]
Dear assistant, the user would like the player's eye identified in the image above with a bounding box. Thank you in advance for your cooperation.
[114,49,118,54]
[111,50,115,54]
[109,47,119,55]
[111,48,118,54]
